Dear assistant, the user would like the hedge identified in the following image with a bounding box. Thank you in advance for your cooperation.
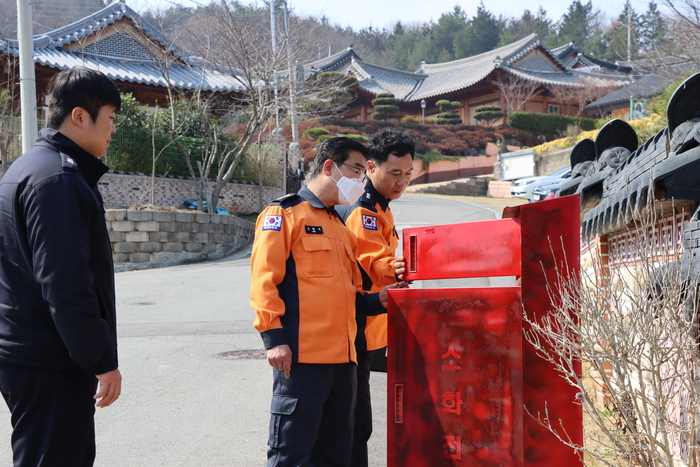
[508,111,596,133]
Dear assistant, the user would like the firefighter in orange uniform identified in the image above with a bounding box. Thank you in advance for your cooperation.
[338,128,415,467]
[251,137,407,467]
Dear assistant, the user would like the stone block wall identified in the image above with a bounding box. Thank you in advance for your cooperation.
[106,209,255,267]
[98,172,285,214]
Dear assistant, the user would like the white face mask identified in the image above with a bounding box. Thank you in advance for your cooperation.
[331,164,365,205]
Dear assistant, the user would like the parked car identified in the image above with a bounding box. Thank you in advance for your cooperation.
[510,167,572,200]
[530,181,564,202]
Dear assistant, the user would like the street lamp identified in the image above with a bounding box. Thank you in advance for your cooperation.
[421,99,426,123]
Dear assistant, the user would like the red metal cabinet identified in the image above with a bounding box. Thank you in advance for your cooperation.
[387,195,582,467]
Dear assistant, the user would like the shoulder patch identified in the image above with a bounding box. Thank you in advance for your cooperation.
[271,193,302,209]
[262,215,282,231]
[60,152,78,170]
[362,214,378,230]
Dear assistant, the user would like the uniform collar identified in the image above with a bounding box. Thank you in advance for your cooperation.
[361,178,390,211]
[299,185,342,218]
[36,128,109,188]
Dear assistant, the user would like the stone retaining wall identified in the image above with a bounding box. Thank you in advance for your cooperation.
[106,209,255,267]
[99,173,284,214]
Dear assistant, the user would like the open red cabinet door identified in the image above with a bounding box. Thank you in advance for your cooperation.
[388,195,582,467]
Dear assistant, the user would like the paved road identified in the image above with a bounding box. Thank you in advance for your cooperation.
[0,194,508,466]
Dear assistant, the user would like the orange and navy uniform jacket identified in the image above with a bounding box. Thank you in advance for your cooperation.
[250,186,385,365]
[338,178,399,352]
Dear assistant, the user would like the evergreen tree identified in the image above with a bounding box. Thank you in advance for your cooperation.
[432,6,468,60]
[609,1,641,61]
[499,7,552,46]
[453,2,500,58]
[639,1,667,55]
[557,0,595,51]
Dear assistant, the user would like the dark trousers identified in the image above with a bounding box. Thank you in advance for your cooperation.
[0,363,98,467]
[350,351,374,467]
[267,362,357,467]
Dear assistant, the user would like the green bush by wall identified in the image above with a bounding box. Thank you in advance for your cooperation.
[508,111,596,133]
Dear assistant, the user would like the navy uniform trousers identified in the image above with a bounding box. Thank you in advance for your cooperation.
[349,350,374,467]
[0,363,98,467]
[267,362,357,467]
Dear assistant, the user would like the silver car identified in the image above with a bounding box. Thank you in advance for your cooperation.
[510,167,572,200]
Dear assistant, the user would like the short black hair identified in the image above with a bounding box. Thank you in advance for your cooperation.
[310,137,369,179]
[367,127,415,164]
[46,67,121,129]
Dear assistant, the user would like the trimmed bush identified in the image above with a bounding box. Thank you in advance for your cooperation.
[373,104,400,114]
[302,127,331,140]
[473,105,503,113]
[345,134,368,143]
[371,112,390,121]
[509,111,596,134]
[435,112,463,125]
[371,93,398,121]
[317,134,331,143]
[473,108,505,126]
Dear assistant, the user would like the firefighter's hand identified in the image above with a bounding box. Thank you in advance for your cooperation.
[394,256,407,280]
[267,344,292,379]
[379,281,410,308]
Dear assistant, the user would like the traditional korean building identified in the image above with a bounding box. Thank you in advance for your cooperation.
[0,0,245,115]
[305,33,630,123]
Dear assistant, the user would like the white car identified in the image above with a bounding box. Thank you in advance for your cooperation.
[510,167,572,200]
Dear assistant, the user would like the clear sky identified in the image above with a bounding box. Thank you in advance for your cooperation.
[126,0,662,31]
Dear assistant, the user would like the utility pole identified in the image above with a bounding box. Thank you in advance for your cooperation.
[17,0,38,152]
[270,0,279,128]
[627,1,632,62]
[284,1,298,145]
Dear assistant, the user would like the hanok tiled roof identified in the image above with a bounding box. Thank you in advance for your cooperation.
[586,60,698,115]
[0,0,246,93]
[561,73,700,241]
[346,59,425,100]
[551,41,632,73]
[337,34,628,102]
[586,74,670,112]
[304,47,362,78]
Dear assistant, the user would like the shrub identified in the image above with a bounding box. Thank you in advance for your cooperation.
[302,127,331,140]
[371,93,398,120]
[472,105,503,113]
[316,71,359,90]
[473,109,505,126]
[317,134,331,143]
[508,111,596,134]
[436,100,462,112]
[345,134,368,143]
[302,100,331,112]
[435,112,463,125]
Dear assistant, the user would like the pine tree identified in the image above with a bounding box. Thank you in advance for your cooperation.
[557,0,595,51]
[639,1,667,55]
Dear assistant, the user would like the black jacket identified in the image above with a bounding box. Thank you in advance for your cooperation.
[0,129,118,375]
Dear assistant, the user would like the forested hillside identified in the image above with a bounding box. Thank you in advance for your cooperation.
[0,0,683,70]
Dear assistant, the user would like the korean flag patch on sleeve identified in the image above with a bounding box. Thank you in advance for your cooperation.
[262,215,282,231]
[362,214,378,231]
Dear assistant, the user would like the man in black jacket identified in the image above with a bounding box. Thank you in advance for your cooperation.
[0,67,122,467]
